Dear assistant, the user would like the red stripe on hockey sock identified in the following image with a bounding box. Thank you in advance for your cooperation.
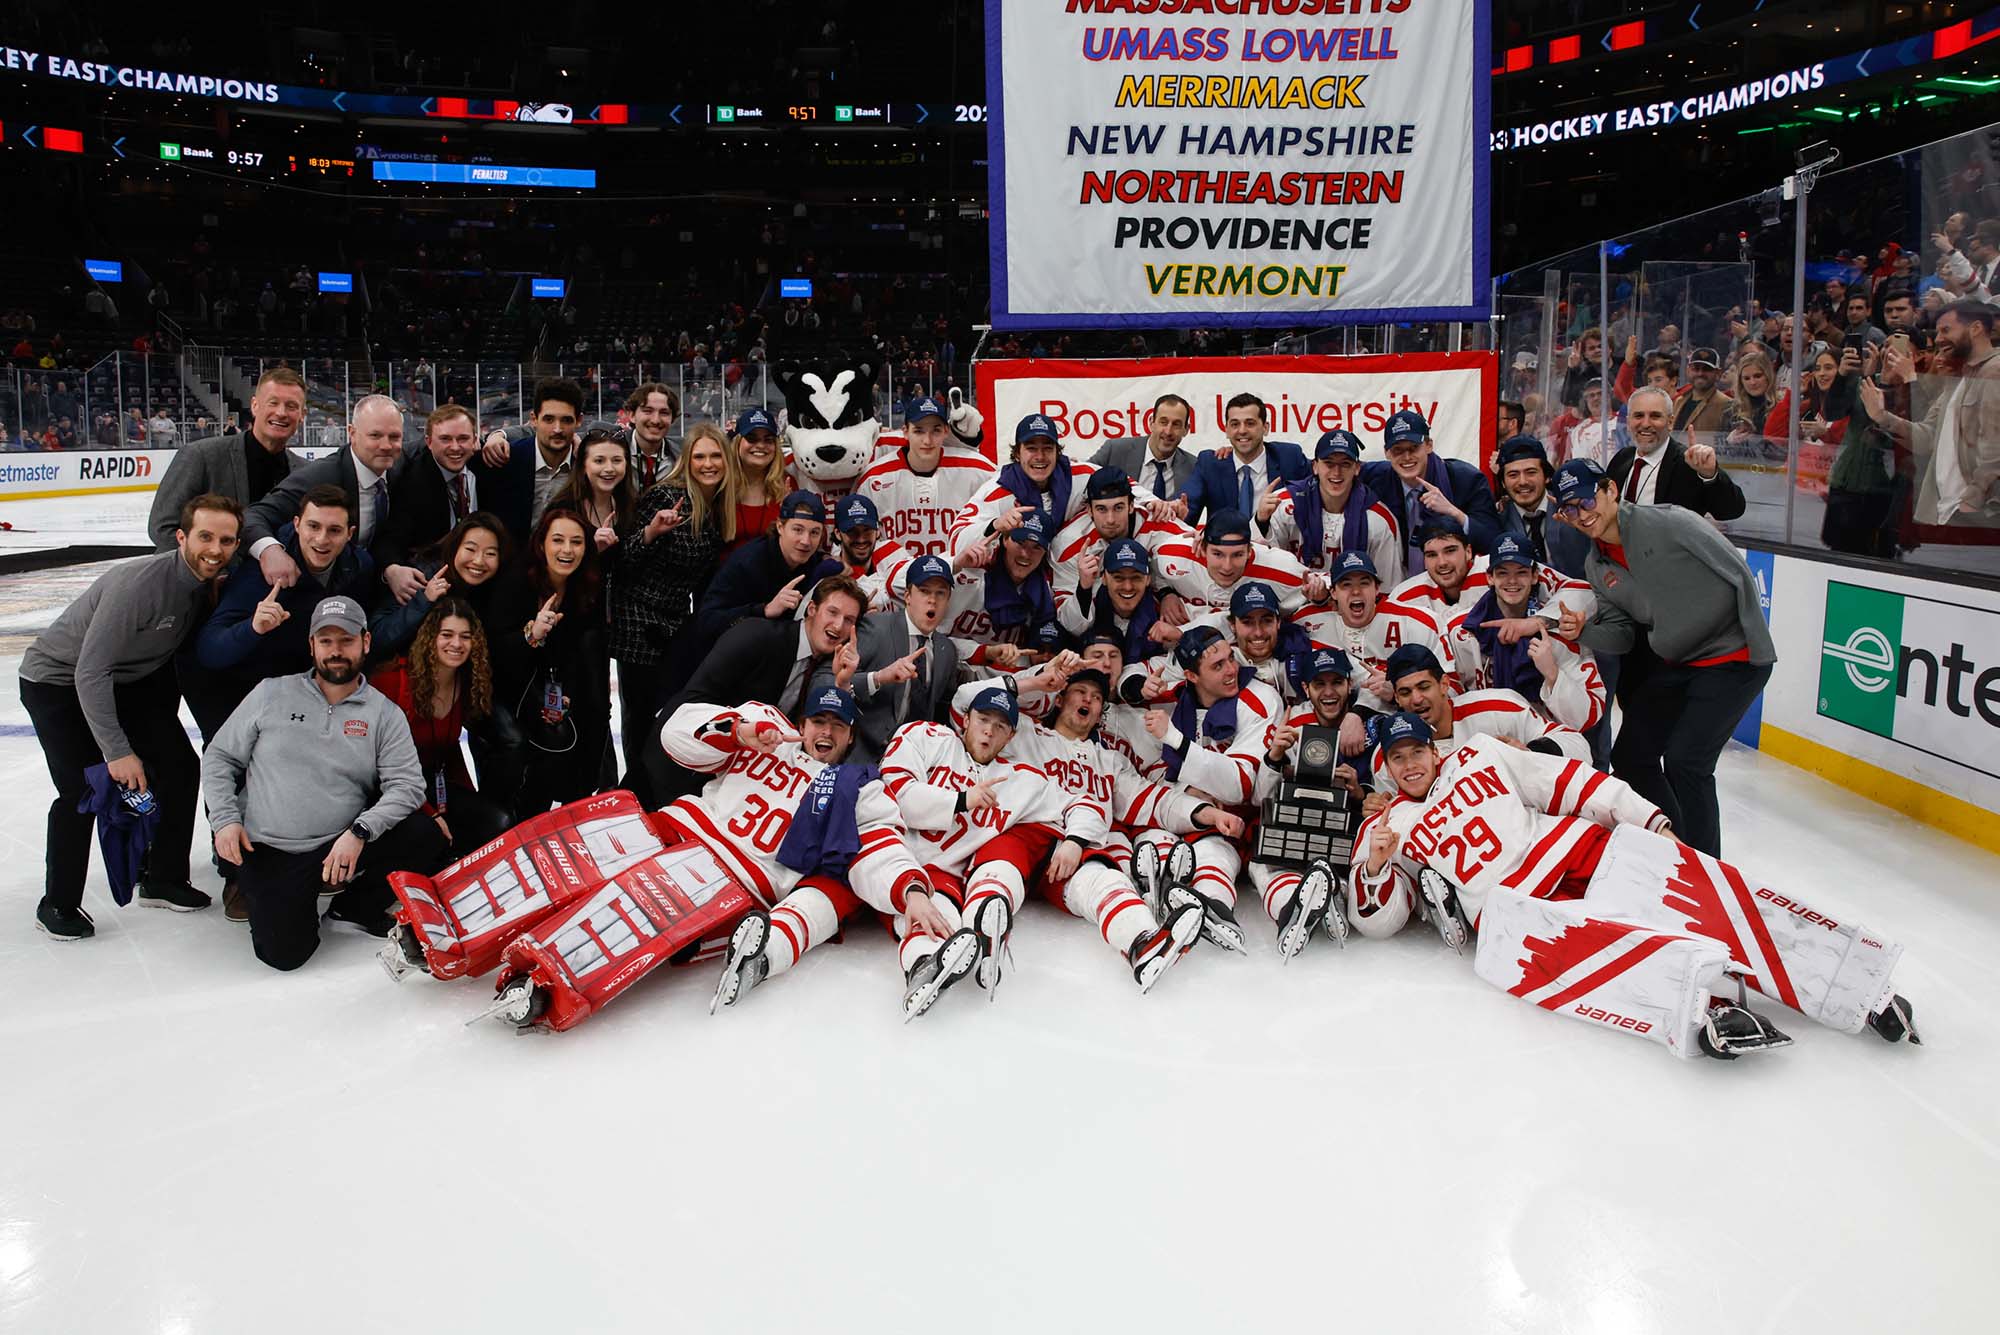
[1264,874,1300,917]
[1720,858,1800,1012]
[770,909,807,964]
[1100,894,1146,945]
[1538,932,1675,1013]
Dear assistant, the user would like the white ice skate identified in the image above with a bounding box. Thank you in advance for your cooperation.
[1416,868,1471,955]
[971,895,1015,996]
[903,928,982,1021]
[1128,899,1204,994]
[1275,862,1338,963]
[710,910,772,1014]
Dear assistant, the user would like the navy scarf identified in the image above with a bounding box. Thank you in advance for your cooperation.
[998,457,1073,524]
[1466,585,1545,705]
[986,564,1056,633]
[1288,478,1377,566]
[1092,587,1161,663]
[1273,621,1314,665]
[777,763,882,879]
[1162,666,1256,781]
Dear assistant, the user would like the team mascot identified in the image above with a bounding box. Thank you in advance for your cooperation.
[776,357,986,503]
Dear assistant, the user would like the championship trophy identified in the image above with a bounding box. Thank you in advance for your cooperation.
[1253,724,1361,870]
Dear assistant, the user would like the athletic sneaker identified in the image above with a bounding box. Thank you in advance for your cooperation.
[222,881,249,925]
[36,899,95,941]
[138,881,212,912]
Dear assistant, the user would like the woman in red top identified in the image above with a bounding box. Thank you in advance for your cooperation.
[370,598,512,857]
[1763,343,1849,497]
[726,411,787,552]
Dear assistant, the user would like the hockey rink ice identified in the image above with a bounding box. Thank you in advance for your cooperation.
[3,550,1999,1333]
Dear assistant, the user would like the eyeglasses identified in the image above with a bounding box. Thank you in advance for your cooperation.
[1553,500,1591,519]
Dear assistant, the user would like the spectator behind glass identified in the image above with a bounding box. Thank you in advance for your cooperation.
[489,507,611,816]
[367,511,513,663]
[1764,343,1852,499]
[726,408,788,553]
[610,422,733,797]
[1725,352,1778,460]
[367,598,513,858]
[1857,298,2000,533]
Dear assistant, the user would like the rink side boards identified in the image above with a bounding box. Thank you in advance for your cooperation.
[1752,548,2000,858]
[0,444,344,501]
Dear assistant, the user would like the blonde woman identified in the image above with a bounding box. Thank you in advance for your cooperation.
[725,406,788,552]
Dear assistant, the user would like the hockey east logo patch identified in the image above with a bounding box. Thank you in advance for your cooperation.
[343,719,369,738]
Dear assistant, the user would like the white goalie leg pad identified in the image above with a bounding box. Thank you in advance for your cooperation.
[1474,885,1734,1060]
[1585,826,1903,1035]
[765,885,844,979]
[1062,860,1156,953]
[1248,860,1302,924]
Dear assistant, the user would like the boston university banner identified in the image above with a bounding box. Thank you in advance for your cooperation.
[985,0,1490,329]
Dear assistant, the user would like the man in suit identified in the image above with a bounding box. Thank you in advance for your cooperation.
[1361,407,1502,563]
[376,403,483,600]
[638,574,869,806]
[1172,392,1310,526]
[1494,437,1591,579]
[1097,392,1201,500]
[472,377,586,544]
[243,395,407,591]
[686,490,844,650]
[811,555,961,762]
[1606,385,1746,521]
[146,367,307,549]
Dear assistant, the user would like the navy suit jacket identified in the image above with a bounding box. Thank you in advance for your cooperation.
[1361,457,1502,554]
[1176,441,1312,525]
[469,425,540,546]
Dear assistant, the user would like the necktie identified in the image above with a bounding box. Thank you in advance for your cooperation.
[448,471,469,523]
[1153,460,1170,499]
[1526,511,1546,559]
[1406,488,1424,562]
[1629,457,1647,504]
[1238,464,1255,517]
[907,634,931,723]
[781,652,822,721]
[371,477,389,536]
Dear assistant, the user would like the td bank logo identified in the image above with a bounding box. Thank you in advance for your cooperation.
[1819,582,1902,737]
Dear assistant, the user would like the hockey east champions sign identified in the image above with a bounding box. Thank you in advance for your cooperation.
[984,0,1490,328]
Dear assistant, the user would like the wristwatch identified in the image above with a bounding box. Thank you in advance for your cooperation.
[349,820,373,843]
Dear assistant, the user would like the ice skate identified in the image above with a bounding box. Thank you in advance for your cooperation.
[1867,992,1923,1046]
[1128,899,1204,993]
[472,973,550,1031]
[903,928,982,1021]
[1416,868,1471,954]
[1134,840,1166,915]
[971,894,1015,995]
[1697,999,1794,1059]
[379,922,429,983]
[710,910,772,1014]
[1188,889,1247,954]
[1275,862,1336,962]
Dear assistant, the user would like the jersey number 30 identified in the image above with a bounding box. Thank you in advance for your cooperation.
[725,795,791,854]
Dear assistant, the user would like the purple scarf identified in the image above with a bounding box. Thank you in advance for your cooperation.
[1288,478,1379,567]
[1090,586,1162,662]
[777,763,881,878]
[998,457,1074,524]
[985,564,1056,633]
[1466,585,1545,705]
[1162,666,1256,781]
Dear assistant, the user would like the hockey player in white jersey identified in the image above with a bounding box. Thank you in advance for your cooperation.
[1352,712,1921,1059]
[1263,646,1372,799]
[1290,551,1451,711]
[1152,509,1321,618]
[1258,429,1401,583]
[941,511,1059,672]
[854,393,996,560]
[1050,465,1191,627]
[1447,532,1606,734]
[829,494,915,612]
[1119,580,1319,708]
[1054,538,1181,666]
[1364,643,1590,781]
[1390,516,1596,644]
[658,688,937,1008]
[948,413,1109,560]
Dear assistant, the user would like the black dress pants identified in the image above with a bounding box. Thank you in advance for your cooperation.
[1609,659,1772,858]
[236,812,447,971]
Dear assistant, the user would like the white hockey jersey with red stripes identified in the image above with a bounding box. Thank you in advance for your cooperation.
[879,721,1075,879]
[1120,678,1282,811]
[1047,507,1193,623]
[1152,539,1311,616]
[947,458,1103,560]
[659,701,930,913]
[840,538,917,614]
[855,446,998,559]
[1289,598,1451,708]
[1447,626,1608,732]
[1365,689,1591,782]
[1354,735,1668,926]
[1262,489,1402,583]
[1388,560,1596,641]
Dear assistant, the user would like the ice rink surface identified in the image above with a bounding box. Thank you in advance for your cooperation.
[2,551,1998,1335]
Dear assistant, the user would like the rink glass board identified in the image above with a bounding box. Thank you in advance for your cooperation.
[1818,580,2000,781]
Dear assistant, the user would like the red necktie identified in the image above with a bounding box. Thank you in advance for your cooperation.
[449,472,469,521]
[1629,457,1645,503]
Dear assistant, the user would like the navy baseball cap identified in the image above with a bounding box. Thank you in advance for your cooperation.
[1065,667,1112,700]
[804,686,858,725]
[835,494,879,533]
[1005,511,1050,548]
[1085,465,1134,501]
[1229,581,1281,619]
[1384,409,1430,447]
[906,554,953,589]
[1314,429,1364,461]
[1380,710,1435,751]
[1103,537,1150,574]
[737,406,778,437]
[1203,509,1253,546]
[1384,643,1445,684]
[1416,514,1468,547]
[1553,458,1608,508]
[1077,629,1126,659]
[778,490,826,524]
[906,394,948,424]
[1015,413,1060,445]
[1496,436,1551,472]
[1332,550,1379,584]
[968,685,1019,727]
[1288,645,1354,692]
[1490,532,1535,570]
[1173,623,1228,671]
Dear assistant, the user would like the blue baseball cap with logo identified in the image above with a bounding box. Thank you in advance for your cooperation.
[1496,436,1551,472]
[1380,710,1435,750]
[737,406,778,437]
[1288,645,1354,693]
[1103,537,1150,574]
[1553,458,1608,509]
[1490,532,1536,570]
[1005,511,1050,548]
[906,394,949,425]
[1384,408,1430,448]
[778,490,826,524]
[1229,581,1281,619]
[968,685,1020,727]
[1203,509,1253,546]
[906,554,953,589]
[835,494,879,533]
[804,686,858,724]
[1015,413,1060,445]
[1173,623,1228,671]
[1333,550,1379,584]
[1416,514,1469,547]
[1085,465,1134,501]
[1384,643,1445,684]
[1315,429,1364,461]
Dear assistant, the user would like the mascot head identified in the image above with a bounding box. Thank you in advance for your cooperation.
[778,359,882,490]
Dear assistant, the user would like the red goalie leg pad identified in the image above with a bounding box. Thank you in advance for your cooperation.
[387,791,667,979]
[495,840,757,1031]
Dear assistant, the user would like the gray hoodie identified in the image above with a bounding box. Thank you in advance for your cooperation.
[200,672,424,852]
[1579,503,1776,668]
[19,549,210,758]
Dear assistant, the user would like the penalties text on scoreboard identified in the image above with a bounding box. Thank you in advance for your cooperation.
[986,0,1487,328]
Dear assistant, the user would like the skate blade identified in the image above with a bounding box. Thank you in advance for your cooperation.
[904,932,981,1022]
[1199,917,1248,954]
[469,980,538,1028]
[379,940,413,984]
